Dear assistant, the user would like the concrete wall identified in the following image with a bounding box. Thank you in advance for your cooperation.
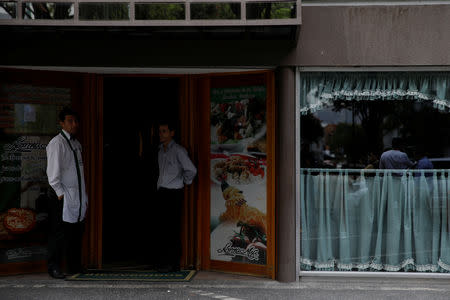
[289,4,450,66]
[276,67,297,282]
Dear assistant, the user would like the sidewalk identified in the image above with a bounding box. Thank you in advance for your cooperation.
[1,271,450,299]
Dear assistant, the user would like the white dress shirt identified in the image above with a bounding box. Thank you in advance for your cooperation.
[46,129,88,223]
[157,140,197,190]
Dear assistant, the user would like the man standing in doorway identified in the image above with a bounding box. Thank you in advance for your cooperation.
[46,107,88,279]
[156,121,197,273]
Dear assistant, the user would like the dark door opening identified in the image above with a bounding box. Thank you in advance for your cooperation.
[102,76,180,269]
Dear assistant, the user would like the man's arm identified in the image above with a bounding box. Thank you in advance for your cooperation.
[177,147,197,185]
[379,154,385,169]
[401,153,415,169]
[46,140,65,200]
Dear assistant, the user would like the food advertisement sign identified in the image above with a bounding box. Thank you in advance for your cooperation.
[210,86,267,265]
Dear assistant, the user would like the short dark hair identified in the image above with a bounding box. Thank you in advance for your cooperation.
[159,120,176,132]
[392,137,403,149]
[58,107,78,122]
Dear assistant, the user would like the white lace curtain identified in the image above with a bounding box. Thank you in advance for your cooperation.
[300,169,450,272]
[300,72,450,114]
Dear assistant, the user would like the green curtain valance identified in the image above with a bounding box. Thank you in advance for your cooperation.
[300,72,450,115]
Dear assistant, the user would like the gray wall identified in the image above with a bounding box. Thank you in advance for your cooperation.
[289,4,450,66]
[276,67,297,282]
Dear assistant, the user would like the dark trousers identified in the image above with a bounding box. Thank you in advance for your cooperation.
[154,187,183,268]
[47,189,84,274]
[63,221,84,273]
[47,190,64,272]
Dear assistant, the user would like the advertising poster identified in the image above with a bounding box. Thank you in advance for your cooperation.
[210,86,267,265]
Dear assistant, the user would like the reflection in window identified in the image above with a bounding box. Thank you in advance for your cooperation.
[302,101,450,169]
[135,3,185,20]
[0,2,16,19]
[300,72,450,169]
[79,2,129,20]
[246,1,296,20]
[22,2,74,19]
[299,72,450,273]
[0,82,71,265]
[191,2,240,20]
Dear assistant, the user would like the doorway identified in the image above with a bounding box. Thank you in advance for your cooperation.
[102,76,180,268]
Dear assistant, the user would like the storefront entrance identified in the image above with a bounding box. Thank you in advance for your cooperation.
[0,68,276,278]
[99,72,276,277]
[102,76,180,268]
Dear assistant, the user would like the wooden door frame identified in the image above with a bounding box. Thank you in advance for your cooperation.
[89,73,197,269]
[0,68,276,278]
[193,70,276,279]
[84,70,275,279]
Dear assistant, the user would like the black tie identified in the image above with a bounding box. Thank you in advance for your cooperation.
[60,131,83,222]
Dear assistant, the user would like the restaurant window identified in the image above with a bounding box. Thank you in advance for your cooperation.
[299,72,450,272]
[0,82,71,268]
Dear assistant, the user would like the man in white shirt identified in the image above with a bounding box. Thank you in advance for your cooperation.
[155,121,197,272]
[46,107,88,279]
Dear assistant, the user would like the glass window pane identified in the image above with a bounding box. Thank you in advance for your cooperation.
[191,3,240,20]
[246,2,296,20]
[22,3,74,20]
[79,2,129,21]
[0,82,71,265]
[303,0,439,2]
[0,2,16,19]
[135,3,185,20]
[299,72,450,273]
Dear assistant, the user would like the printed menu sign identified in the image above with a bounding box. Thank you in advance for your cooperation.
[210,86,267,265]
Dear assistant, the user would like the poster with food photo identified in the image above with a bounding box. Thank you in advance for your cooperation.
[210,86,267,265]
[0,136,50,242]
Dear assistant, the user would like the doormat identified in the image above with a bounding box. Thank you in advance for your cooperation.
[66,269,197,282]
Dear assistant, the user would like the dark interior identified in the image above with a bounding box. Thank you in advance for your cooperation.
[102,76,179,268]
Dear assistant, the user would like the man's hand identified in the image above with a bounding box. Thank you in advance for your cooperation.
[58,195,64,201]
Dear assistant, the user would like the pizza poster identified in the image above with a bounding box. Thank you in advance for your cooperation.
[0,136,50,244]
[210,86,268,265]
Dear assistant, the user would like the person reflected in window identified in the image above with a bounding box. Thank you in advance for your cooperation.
[365,152,380,169]
[415,146,433,170]
[379,137,414,169]
[414,145,434,177]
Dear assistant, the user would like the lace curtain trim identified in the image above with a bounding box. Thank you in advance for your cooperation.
[300,257,450,272]
[300,90,450,115]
